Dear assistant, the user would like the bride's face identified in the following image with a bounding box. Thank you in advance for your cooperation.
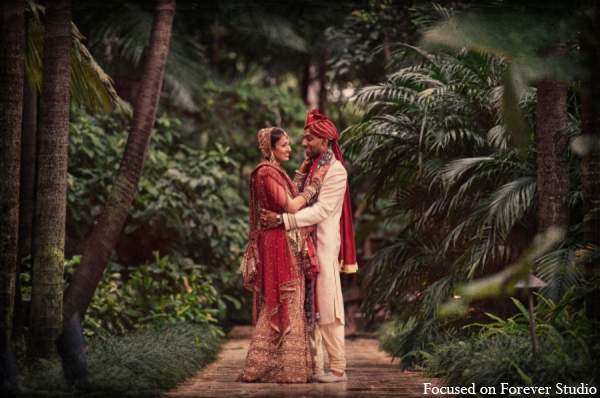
[272,135,291,163]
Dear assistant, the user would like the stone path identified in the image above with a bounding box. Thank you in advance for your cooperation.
[162,326,453,398]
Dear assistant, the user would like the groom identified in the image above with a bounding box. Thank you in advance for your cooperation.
[260,109,357,383]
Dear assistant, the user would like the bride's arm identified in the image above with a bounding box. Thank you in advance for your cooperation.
[285,190,311,214]
[258,168,312,213]
[285,164,330,213]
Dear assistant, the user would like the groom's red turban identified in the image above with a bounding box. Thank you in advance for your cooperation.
[305,109,339,141]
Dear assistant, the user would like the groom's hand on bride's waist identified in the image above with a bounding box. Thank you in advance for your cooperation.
[259,209,279,230]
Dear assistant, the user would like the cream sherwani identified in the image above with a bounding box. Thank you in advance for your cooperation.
[283,157,347,373]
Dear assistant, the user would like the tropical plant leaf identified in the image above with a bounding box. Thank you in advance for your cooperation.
[24,2,131,115]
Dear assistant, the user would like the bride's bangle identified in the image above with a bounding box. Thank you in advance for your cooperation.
[299,177,323,202]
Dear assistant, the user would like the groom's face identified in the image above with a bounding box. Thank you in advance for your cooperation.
[302,129,328,159]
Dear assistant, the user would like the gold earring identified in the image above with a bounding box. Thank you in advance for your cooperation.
[269,151,276,163]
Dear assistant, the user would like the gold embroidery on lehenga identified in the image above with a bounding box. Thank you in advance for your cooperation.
[237,234,314,383]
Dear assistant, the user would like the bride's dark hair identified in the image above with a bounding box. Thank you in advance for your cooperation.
[270,128,287,148]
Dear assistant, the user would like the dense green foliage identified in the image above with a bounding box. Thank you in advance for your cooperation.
[19,252,223,340]
[63,254,222,338]
[378,291,598,387]
[67,106,245,263]
[64,107,250,324]
[347,43,586,366]
[326,0,416,85]
[199,74,308,177]
[423,293,598,391]
[21,322,222,397]
[377,317,437,369]
[346,45,532,361]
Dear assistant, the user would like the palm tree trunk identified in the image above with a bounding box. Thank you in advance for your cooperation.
[535,44,569,235]
[14,82,38,342]
[27,0,71,360]
[303,55,328,112]
[580,5,600,321]
[0,0,25,343]
[318,47,329,112]
[62,0,176,326]
[303,61,319,110]
[19,84,37,263]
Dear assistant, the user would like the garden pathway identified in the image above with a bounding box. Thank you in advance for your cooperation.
[162,326,454,398]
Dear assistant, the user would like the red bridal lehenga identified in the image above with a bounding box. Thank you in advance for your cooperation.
[237,156,318,383]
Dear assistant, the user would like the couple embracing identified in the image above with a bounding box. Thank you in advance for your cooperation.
[237,109,358,384]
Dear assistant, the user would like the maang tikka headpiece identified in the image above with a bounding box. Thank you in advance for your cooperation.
[257,127,288,163]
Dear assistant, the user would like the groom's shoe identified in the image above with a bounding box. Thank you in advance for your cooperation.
[310,370,326,382]
[318,371,347,383]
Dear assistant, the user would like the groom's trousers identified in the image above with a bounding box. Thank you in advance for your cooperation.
[309,319,346,374]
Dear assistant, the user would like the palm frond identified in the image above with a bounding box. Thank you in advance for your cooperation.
[410,2,454,30]
[439,157,494,184]
[25,2,131,115]
[487,176,537,237]
[487,124,509,149]
[79,1,209,113]
[536,246,585,303]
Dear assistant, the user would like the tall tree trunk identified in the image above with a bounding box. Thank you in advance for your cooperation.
[19,85,37,265]
[27,0,71,360]
[318,46,329,112]
[14,83,38,342]
[535,44,569,235]
[303,51,329,112]
[0,0,25,343]
[580,5,600,321]
[62,0,176,326]
[303,61,319,110]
